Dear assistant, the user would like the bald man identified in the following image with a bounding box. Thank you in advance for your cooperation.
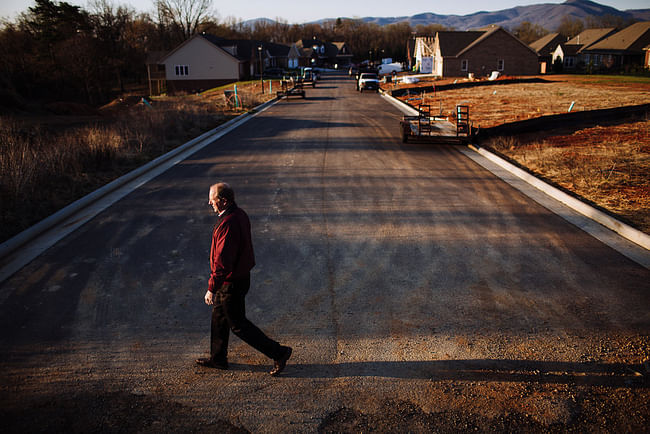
[196,182,292,376]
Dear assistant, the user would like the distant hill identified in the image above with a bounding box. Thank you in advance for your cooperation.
[243,0,650,31]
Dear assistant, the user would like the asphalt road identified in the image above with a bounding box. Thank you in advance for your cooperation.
[1,73,649,432]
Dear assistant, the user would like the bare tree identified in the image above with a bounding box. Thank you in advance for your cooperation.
[556,15,584,39]
[154,0,213,41]
[512,21,549,44]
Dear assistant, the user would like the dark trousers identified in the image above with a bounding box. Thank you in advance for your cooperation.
[210,276,283,362]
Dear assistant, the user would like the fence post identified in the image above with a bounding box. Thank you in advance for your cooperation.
[234,85,238,108]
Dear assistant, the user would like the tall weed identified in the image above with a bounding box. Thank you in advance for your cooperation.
[1,86,272,242]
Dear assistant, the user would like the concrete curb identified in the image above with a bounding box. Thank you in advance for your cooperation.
[468,144,650,251]
[0,96,281,269]
[380,89,419,116]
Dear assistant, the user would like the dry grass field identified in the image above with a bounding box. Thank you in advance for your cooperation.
[0,80,278,243]
[391,75,650,234]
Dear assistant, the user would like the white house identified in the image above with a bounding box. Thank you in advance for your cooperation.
[159,34,249,95]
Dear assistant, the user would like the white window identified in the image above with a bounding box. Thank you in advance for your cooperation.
[564,57,574,68]
[497,59,504,71]
[461,59,468,71]
[175,65,189,76]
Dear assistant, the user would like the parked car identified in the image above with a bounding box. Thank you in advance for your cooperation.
[358,72,379,92]
[300,67,317,88]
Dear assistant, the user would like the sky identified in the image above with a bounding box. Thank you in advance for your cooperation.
[1,0,648,24]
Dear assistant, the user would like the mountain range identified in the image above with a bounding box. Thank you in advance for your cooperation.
[245,0,650,32]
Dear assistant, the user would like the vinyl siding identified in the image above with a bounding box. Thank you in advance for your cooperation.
[164,36,240,81]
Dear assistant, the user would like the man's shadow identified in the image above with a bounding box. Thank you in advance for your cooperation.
[232,359,648,387]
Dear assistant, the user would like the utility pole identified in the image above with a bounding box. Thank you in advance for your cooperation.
[258,45,264,94]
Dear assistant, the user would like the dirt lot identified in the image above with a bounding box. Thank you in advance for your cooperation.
[4,379,649,433]
[389,75,650,234]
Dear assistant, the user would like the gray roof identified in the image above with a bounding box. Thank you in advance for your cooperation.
[586,21,650,53]
[294,38,351,58]
[459,26,537,56]
[436,31,485,57]
[566,28,617,50]
[560,44,582,56]
[530,33,564,55]
[435,26,535,58]
[201,34,289,60]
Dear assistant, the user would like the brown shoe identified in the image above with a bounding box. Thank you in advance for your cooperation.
[270,346,292,376]
[196,357,228,370]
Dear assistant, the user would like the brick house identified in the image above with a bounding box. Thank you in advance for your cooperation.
[529,32,565,73]
[330,42,353,68]
[551,28,617,71]
[552,43,582,70]
[289,38,353,68]
[582,21,650,71]
[415,26,538,77]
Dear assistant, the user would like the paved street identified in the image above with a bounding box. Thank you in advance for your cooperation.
[1,73,649,432]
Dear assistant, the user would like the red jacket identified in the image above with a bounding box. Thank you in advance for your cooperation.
[208,204,256,292]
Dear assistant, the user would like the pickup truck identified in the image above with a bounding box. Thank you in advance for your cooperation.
[357,72,379,92]
[299,67,317,88]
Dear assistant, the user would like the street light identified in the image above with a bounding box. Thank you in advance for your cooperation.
[258,45,264,94]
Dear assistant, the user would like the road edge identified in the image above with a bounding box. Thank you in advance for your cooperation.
[0,96,281,283]
[467,143,650,252]
[380,88,649,268]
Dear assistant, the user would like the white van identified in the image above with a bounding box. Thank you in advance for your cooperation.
[378,63,402,75]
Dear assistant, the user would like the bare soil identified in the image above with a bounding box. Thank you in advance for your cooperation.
[4,386,649,433]
[389,74,650,234]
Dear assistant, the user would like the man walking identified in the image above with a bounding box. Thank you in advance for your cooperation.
[196,182,292,376]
